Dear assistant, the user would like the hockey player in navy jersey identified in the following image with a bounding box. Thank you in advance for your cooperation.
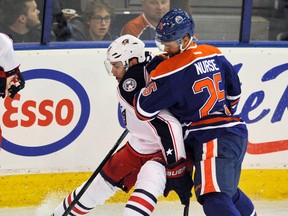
[51,34,193,216]
[135,9,256,216]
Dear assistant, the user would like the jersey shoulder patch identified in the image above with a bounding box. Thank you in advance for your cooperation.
[119,63,147,106]
[122,77,137,92]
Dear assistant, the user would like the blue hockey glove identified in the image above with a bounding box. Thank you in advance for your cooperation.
[146,54,168,74]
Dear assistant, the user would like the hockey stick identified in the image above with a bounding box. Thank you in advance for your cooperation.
[62,129,129,216]
[183,202,190,216]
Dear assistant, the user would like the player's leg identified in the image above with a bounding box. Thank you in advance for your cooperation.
[233,188,256,216]
[52,142,142,216]
[202,192,241,216]
[123,160,166,216]
[52,174,119,216]
[193,132,253,216]
[231,134,256,216]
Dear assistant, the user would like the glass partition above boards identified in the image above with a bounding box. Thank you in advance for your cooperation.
[251,0,288,41]
[0,0,287,45]
[50,0,244,42]
[0,0,53,43]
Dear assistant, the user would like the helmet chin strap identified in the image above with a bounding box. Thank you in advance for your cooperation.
[123,61,129,71]
[180,37,194,53]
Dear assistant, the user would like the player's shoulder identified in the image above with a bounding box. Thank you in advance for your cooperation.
[149,58,179,79]
[198,44,222,55]
[127,62,146,76]
[118,62,147,104]
[0,33,12,46]
[0,33,14,55]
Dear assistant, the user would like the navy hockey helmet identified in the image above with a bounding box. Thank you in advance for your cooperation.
[155,8,195,43]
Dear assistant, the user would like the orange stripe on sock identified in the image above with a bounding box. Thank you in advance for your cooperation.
[203,141,217,194]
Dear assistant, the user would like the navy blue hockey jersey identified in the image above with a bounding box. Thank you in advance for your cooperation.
[135,44,247,143]
[117,59,186,165]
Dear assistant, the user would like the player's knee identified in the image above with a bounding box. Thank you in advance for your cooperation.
[136,160,166,196]
[202,192,241,216]
[83,174,119,206]
[233,188,256,216]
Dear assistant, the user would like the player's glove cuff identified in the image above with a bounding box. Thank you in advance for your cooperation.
[164,159,194,206]
[8,67,25,98]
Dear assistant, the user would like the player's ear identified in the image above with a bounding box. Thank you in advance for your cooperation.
[128,58,138,68]
[181,34,190,47]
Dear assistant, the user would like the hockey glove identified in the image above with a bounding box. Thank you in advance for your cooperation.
[164,159,193,206]
[145,54,168,74]
[7,67,25,98]
[0,69,6,98]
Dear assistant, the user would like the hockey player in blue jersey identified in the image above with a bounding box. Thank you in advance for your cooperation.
[135,9,257,216]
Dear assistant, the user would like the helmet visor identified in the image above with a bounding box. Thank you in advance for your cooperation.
[104,59,113,75]
[155,39,165,52]
[155,39,182,52]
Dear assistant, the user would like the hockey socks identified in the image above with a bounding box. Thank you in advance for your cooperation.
[232,188,257,216]
[123,161,166,216]
[202,192,241,216]
[125,188,158,216]
[52,175,118,216]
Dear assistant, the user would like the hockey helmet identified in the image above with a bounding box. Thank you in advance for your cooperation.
[155,8,195,43]
[105,34,145,75]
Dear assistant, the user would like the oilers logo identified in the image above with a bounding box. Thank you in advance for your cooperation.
[175,15,184,24]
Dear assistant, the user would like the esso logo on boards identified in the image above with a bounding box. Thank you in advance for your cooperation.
[1,69,90,156]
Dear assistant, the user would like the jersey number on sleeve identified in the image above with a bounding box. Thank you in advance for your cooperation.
[192,73,225,118]
[143,82,157,96]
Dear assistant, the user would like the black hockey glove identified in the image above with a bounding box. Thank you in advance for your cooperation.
[8,68,25,98]
[164,159,193,206]
[146,54,168,74]
[0,69,6,98]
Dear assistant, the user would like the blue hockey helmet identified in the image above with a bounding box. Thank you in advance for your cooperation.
[155,9,195,43]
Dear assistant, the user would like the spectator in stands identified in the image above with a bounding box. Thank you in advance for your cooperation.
[277,31,288,40]
[68,0,116,41]
[276,0,288,41]
[121,0,170,40]
[52,0,92,41]
[0,0,55,43]
[170,0,192,14]
[56,0,83,14]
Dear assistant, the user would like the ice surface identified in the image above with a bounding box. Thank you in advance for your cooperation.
[0,200,287,216]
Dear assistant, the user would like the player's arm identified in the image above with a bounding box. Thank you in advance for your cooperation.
[118,63,148,106]
[163,141,193,206]
[0,67,25,98]
[145,53,168,74]
[133,53,168,120]
[0,34,25,99]
[134,82,161,121]
[220,57,242,114]
[164,158,194,206]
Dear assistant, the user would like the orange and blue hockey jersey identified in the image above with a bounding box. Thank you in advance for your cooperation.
[135,43,247,143]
